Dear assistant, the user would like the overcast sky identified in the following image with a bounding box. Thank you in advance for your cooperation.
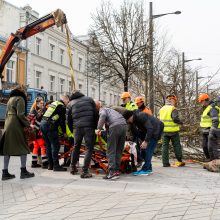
[6,0,220,89]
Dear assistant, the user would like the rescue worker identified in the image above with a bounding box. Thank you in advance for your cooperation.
[29,97,48,168]
[198,93,212,160]
[67,90,97,178]
[120,92,138,110]
[208,97,220,161]
[124,110,164,176]
[40,95,69,171]
[159,95,185,167]
[58,124,74,167]
[135,96,152,115]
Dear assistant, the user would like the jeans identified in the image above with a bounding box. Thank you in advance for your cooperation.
[71,127,95,172]
[141,138,158,171]
[40,120,60,166]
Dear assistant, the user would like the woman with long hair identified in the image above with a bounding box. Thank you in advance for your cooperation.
[0,85,35,180]
[29,97,48,168]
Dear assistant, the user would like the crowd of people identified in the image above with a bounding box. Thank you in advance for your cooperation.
[0,85,219,181]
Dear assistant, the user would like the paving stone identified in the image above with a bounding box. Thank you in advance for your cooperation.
[1,156,220,220]
[153,210,185,219]
[182,212,212,220]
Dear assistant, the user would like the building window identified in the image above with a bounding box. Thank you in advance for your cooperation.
[6,60,15,82]
[35,71,41,89]
[91,88,95,98]
[69,81,72,93]
[78,84,82,92]
[36,37,41,55]
[60,78,65,93]
[78,57,82,72]
[60,48,64,64]
[49,44,55,60]
[49,75,55,92]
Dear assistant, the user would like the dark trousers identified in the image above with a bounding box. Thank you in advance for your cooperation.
[162,133,182,165]
[201,133,210,159]
[71,127,95,172]
[208,129,220,160]
[141,138,158,171]
[107,125,127,172]
[40,120,60,166]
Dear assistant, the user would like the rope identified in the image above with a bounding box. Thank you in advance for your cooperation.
[65,24,76,91]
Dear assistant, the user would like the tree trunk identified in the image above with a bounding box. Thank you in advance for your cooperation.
[124,73,129,91]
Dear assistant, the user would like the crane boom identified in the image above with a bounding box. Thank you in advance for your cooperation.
[0,9,67,78]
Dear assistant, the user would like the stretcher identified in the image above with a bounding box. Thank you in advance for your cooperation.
[58,135,137,173]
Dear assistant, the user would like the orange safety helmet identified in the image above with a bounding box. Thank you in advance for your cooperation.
[198,93,209,103]
[121,92,131,99]
[166,95,177,103]
[135,96,144,104]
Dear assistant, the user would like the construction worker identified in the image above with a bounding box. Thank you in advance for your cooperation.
[198,93,212,160]
[159,95,185,167]
[121,92,138,110]
[121,92,142,166]
[208,97,220,161]
[40,95,69,171]
[135,96,152,115]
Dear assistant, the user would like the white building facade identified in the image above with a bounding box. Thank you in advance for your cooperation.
[0,0,140,106]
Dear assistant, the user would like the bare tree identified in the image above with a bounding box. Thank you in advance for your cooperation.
[89,0,147,91]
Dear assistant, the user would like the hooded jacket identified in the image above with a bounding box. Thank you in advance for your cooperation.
[66,91,97,131]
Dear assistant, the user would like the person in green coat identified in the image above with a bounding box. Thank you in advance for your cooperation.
[0,86,35,180]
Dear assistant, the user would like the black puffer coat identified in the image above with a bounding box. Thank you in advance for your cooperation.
[133,111,164,141]
[66,91,97,131]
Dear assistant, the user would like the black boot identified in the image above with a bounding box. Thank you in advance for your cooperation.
[20,167,35,179]
[31,161,41,168]
[42,161,49,169]
[47,160,54,170]
[53,161,67,172]
[70,165,78,175]
[2,169,15,181]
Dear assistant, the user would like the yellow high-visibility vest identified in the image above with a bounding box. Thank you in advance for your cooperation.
[43,101,64,121]
[159,105,180,132]
[200,105,212,128]
[125,101,138,111]
[58,124,74,138]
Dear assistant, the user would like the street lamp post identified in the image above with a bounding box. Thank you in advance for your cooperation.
[181,52,201,104]
[195,71,206,101]
[147,2,181,114]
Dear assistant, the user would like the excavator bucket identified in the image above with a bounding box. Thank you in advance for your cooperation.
[51,9,67,27]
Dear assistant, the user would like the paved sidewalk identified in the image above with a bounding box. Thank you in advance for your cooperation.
[1,156,220,220]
